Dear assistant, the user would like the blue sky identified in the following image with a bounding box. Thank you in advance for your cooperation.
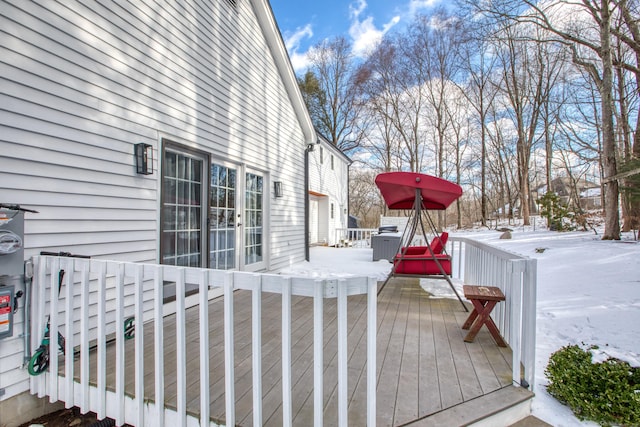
[269,0,443,73]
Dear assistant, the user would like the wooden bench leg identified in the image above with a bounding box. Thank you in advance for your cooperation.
[463,299,507,347]
[461,306,478,330]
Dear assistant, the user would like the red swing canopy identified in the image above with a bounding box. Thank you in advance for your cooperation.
[375,172,462,210]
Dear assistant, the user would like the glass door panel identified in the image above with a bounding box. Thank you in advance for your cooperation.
[161,145,207,302]
[210,163,237,270]
[244,172,264,269]
[162,150,204,267]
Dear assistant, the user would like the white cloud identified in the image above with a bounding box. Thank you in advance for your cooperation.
[282,24,315,72]
[349,0,367,19]
[283,24,313,52]
[408,0,440,16]
[348,0,400,58]
[289,51,312,73]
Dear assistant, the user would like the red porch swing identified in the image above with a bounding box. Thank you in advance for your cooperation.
[375,172,468,311]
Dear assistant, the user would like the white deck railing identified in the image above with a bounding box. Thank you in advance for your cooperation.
[449,236,537,390]
[334,228,377,248]
[29,256,378,427]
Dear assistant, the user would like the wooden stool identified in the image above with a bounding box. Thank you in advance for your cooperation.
[462,285,507,347]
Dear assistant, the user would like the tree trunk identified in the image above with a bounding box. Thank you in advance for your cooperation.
[600,0,621,240]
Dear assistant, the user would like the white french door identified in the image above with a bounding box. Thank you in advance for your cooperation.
[209,162,266,272]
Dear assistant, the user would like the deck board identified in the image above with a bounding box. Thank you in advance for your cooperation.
[65,276,513,426]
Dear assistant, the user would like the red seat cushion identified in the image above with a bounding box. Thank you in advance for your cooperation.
[393,254,451,275]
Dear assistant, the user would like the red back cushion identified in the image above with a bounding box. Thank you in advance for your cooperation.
[429,232,448,254]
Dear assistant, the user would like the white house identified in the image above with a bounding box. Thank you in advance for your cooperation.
[307,133,351,247]
[0,0,314,420]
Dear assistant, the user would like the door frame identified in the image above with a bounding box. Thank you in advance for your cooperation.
[159,140,270,274]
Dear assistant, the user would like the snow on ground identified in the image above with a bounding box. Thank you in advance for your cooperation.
[280,228,640,427]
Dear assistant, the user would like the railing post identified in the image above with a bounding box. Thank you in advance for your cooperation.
[224,272,235,427]
[48,256,60,402]
[96,261,107,419]
[115,262,125,425]
[252,275,263,426]
[80,260,90,413]
[337,279,348,426]
[199,269,210,426]
[31,255,46,398]
[153,265,165,426]
[282,278,292,427]
[523,259,537,390]
[367,277,377,427]
[313,279,324,427]
[63,258,74,408]
[176,267,187,425]
[508,261,523,388]
[134,263,145,425]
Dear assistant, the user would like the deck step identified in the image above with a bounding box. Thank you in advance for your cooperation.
[402,385,534,427]
[509,415,554,427]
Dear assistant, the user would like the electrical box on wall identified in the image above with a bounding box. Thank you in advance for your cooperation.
[0,209,25,276]
[0,285,14,338]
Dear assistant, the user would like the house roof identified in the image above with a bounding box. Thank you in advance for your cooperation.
[316,132,352,165]
[534,177,600,197]
[252,0,316,146]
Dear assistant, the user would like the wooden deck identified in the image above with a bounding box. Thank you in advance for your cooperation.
[66,276,516,426]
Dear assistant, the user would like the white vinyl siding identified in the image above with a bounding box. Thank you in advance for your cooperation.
[0,0,308,402]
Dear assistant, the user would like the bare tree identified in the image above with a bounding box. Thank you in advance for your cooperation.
[457,26,501,226]
[486,103,520,222]
[408,11,467,228]
[492,24,561,225]
[465,0,621,238]
[356,40,406,173]
[308,36,365,152]
[349,168,385,227]
[359,34,428,172]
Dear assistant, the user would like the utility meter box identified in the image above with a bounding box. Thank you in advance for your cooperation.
[0,285,14,338]
[0,209,25,276]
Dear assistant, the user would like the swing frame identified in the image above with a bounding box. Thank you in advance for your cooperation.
[375,172,468,311]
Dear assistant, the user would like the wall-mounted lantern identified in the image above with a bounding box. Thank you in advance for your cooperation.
[135,143,153,175]
[274,181,283,198]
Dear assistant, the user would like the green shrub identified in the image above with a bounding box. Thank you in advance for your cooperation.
[545,344,640,426]
[538,191,575,231]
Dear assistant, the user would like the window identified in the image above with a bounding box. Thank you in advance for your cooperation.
[331,202,334,219]
[331,155,334,170]
[320,147,324,164]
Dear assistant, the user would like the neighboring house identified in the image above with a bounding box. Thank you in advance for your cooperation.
[533,177,602,210]
[0,0,314,412]
[307,133,351,246]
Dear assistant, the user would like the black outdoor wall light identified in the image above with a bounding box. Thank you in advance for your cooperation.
[135,143,153,175]
[274,181,283,198]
